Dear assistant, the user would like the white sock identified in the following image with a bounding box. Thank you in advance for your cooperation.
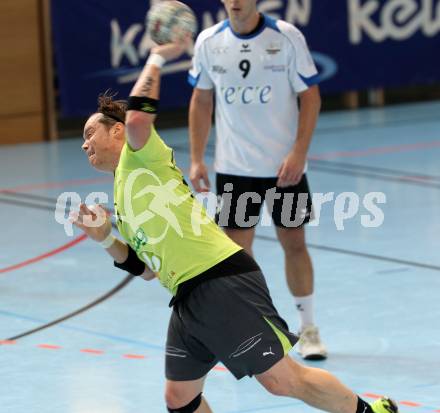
[294,294,315,331]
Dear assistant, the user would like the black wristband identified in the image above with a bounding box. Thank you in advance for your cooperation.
[114,246,145,276]
[127,96,159,114]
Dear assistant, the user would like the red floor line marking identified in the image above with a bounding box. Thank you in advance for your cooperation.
[0,176,113,194]
[123,354,146,360]
[0,234,87,274]
[80,348,104,355]
[0,340,17,345]
[309,140,440,161]
[400,401,422,407]
[37,344,62,350]
[362,393,384,399]
[3,342,436,411]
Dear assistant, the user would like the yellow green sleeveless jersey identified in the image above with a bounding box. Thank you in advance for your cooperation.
[114,126,242,295]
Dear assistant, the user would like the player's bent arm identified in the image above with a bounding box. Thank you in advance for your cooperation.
[294,85,321,156]
[189,88,214,163]
[105,237,130,263]
[126,41,191,151]
[70,205,155,280]
[106,239,156,280]
[125,64,161,150]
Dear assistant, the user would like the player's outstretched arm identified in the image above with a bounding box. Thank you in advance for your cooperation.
[189,88,214,192]
[126,39,192,150]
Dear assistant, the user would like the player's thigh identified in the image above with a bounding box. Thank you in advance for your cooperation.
[224,227,256,253]
[275,226,306,253]
[165,308,217,382]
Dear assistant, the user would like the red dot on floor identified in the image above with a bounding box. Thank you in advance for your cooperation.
[213,366,227,371]
[399,401,421,407]
[80,348,104,355]
[123,354,146,360]
[37,344,61,350]
[0,340,17,345]
[362,393,384,399]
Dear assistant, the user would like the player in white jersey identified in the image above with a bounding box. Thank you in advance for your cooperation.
[188,0,326,359]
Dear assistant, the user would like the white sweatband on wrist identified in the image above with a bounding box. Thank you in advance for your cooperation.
[146,53,166,68]
[99,233,117,249]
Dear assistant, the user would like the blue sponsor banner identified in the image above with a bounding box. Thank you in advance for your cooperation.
[52,0,440,117]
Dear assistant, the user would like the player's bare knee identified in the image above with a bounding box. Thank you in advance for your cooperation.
[164,391,182,409]
[281,233,307,256]
[285,241,307,257]
[165,385,194,409]
[276,229,306,255]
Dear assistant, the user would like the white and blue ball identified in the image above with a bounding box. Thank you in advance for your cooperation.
[147,1,197,45]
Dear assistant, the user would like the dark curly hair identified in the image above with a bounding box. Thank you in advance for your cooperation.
[96,90,127,128]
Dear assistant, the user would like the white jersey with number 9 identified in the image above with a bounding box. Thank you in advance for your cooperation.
[189,14,319,177]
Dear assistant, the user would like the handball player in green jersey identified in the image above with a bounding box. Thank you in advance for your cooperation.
[72,32,398,413]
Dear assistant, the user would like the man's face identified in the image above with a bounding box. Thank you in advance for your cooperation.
[222,0,258,23]
[82,114,120,171]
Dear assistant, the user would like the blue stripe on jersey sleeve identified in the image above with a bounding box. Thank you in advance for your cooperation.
[264,15,281,32]
[215,20,230,34]
[187,73,200,87]
[299,73,321,86]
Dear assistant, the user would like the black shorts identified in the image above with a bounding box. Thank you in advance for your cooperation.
[165,271,298,381]
[215,173,313,229]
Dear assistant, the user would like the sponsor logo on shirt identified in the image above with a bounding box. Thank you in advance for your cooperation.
[212,46,229,55]
[266,41,282,55]
[240,43,252,53]
[266,42,281,56]
[221,85,272,104]
[212,65,227,74]
[132,228,148,251]
[264,64,286,72]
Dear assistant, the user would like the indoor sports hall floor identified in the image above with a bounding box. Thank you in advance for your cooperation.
[1,101,439,413]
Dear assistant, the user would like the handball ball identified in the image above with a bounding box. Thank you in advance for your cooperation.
[147,1,197,45]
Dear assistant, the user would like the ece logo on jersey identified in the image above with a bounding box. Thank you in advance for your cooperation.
[221,85,272,104]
